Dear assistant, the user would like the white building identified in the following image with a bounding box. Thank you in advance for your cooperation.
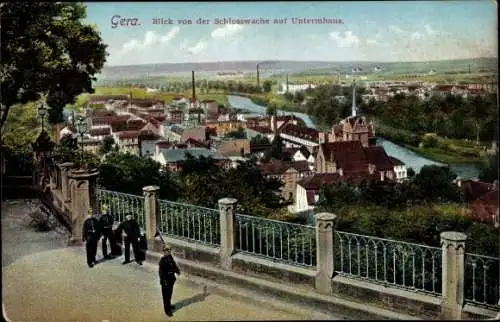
[277,83,316,95]
[389,156,407,182]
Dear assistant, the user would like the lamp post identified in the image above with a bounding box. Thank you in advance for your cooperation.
[75,116,88,168]
[37,102,48,131]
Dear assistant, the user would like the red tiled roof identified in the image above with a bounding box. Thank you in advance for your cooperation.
[364,146,394,171]
[298,173,340,190]
[320,141,368,174]
[89,128,111,136]
[471,190,499,223]
[248,126,273,134]
[92,115,131,126]
[146,118,161,128]
[156,141,173,149]
[138,130,161,140]
[389,156,405,166]
[185,137,209,148]
[280,124,319,142]
[130,99,164,107]
[92,109,117,117]
[260,159,311,175]
[118,131,140,139]
[90,95,129,102]
[461,180,496,201]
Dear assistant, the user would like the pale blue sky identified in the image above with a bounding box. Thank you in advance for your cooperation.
[84,1,498,66]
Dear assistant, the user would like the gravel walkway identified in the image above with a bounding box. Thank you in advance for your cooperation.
[2,198,340,321]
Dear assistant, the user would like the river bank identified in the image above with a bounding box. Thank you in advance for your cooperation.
[227,95,480,179]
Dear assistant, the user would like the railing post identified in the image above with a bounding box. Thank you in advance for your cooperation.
[219,198,238,270]
[440,231,467,320]
[67,169,99,246]
[60,162,74,202]
[143,185,160,241]
[315,212,337,295]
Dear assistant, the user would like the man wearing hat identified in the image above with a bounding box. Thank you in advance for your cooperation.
[82,208,100,267]
[99,204,115,259]
[159,245,181,316]
[116,214,142,265]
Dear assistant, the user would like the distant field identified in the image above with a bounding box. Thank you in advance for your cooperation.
[67,87,229,110]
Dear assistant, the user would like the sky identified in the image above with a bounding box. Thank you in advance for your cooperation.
[84,1,498,66]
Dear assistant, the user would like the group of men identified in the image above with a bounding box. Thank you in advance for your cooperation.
[82,204,181,317]
[82,205,144,267]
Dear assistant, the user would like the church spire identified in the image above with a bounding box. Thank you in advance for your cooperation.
[351,80,357,117]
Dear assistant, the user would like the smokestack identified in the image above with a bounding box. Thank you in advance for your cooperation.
[286,74,289,93]
[256,64,260,91]
[191,70,196,102]
[468,64,471,73]
[273,106,278,137]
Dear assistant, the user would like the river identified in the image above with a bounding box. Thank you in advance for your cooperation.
[227,95,480,179]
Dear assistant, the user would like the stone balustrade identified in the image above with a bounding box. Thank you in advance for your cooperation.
[42,168,498,320]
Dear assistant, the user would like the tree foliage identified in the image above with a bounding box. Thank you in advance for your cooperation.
[1,2,108,127]
[179,154,283,217]
[250,134,271,145]
[97,152,179,200]
[478,152,499,183]
[98,136,117,156]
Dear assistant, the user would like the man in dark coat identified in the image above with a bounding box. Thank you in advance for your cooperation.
[159,245,180,316]
[82,208,100,268]
[117,214,142,265]
[99,204,115,259]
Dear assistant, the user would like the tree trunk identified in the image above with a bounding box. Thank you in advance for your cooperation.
[0,105,11,132]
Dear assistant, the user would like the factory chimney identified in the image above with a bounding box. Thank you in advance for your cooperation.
[191,70,196,103]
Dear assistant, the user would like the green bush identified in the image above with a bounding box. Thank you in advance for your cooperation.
[421,134,439,148]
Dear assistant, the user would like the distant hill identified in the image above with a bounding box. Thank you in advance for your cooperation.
[97,57,498,80]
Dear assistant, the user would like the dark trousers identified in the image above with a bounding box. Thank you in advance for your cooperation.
[101,228,115,257]
[85,237,98,265]
[124,236,140,262]
[161,276,176,313]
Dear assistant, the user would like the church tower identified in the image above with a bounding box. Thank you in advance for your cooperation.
[351,80,357,117]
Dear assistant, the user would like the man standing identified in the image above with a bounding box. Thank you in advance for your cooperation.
[82,208,100,268]
[99,204,115,259]
[159,245,180,316]
[117,214,142,265]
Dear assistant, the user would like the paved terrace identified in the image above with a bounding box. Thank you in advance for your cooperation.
[2,199,344,321]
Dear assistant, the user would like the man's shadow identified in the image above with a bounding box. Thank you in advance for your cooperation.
[170,287,210,315]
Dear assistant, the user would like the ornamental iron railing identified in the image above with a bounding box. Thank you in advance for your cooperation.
[96,189,146,229]
[464,253,499,308]
[234,214,316,267]
[335,231,443,296]
[159,199,220,247]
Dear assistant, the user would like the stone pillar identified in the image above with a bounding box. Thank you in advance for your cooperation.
[59,162,74,202]
[315,213,337,295]
[67,169,99,246]
[143,185,160,241]
[440,231,467,320]
[219,198,237,270]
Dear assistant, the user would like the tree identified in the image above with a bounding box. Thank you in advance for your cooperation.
[478,153,499,183]
[412,165,460,202]
[98,152,179,200]
[98,136,117,155]
[60,134,78,150]
[1,3,108,130]
[250,134,271,145]
[262,80,273,93]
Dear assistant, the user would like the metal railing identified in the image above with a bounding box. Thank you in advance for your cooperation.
[465,253,499,308]
[234,214,317,267]
[96,189,146,229]
[159,199,220,247]
[335,231,443,296]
